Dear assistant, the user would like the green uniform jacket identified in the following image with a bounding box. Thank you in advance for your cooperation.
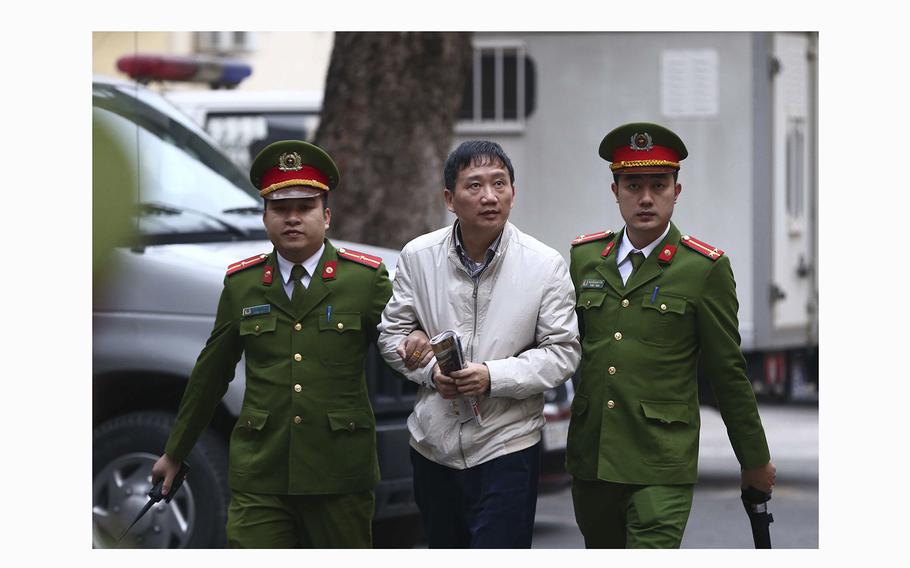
[566,222,770,485]
[164,240,393,495]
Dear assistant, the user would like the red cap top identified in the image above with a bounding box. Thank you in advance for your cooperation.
[260,164,330,195]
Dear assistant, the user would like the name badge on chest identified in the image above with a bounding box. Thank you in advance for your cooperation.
[582,279,606,289]
[242,304,271,317]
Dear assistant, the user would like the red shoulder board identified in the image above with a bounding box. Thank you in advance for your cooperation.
[680,235,724,260]
[226,253,269,276]
[571,230,614,247]
[337,247,382,269]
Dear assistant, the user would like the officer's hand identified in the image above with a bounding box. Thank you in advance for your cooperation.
[396,330,434,370]
[741,461,776,494]
[432,364,459,399]
[450,363,491,397]
[151,454,183,497]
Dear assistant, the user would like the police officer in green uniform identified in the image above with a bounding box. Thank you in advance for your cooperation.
[566,123,777,548]
[151,140,393,548]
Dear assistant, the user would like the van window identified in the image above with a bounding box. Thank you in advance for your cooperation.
[93,83,267,245]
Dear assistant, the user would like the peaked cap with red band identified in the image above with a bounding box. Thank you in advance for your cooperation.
[599,122,688,175]
[249,140,340,200]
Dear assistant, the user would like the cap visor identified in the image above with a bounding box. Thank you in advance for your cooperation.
[612,166,678,175]
[265,186,324,200]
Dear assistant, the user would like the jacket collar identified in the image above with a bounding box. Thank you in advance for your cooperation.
[446,221,514,275]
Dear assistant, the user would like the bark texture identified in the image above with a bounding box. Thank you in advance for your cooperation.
[314,32,473,249]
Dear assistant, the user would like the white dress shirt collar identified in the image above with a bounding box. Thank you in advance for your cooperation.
[616,222,671,266]
[276,243,325,297]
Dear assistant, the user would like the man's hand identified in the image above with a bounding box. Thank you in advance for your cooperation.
[151,454,183,497]
[741,461,776,494]
[396,329,434,371]
[432,364,459,399]
[450,363,490,397]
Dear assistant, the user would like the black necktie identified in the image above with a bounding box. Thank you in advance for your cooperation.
[290,264,306,309]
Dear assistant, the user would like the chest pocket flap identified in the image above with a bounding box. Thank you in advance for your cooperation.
[641,293,686,315]
[640,400,690,425]
[239,315,277,336]
[318,312,362,333]
[327,409,373,431]
[577,290,607,310]
[237,407,269,431]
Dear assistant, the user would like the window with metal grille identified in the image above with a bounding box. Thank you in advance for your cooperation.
[457,41,536,132]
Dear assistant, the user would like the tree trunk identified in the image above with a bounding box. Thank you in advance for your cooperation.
[314,32,473,249]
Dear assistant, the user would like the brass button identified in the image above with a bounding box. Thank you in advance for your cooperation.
[338,248,346,254]
[294,416,302,424]
[294,384,302,393]
[607,400,616,409]
[294,323,302,331]
[586,300,591,307]
[614,332,623,341]
[608,366,616,375]
[348,421,356,431]
[245,420,252,428]
[294,353,302,362]
[660,303,668,311]
[621,299,630,308]
[254,324,261,332]
[337,322,344,330]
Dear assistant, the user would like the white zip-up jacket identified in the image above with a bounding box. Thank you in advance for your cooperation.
[378,222,581,469]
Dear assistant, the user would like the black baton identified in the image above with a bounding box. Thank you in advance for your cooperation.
[116,462,190,546]
[741,485,773,549]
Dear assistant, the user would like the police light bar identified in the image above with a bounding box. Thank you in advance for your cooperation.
[116,54,252,89]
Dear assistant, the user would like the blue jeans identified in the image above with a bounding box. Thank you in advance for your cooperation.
[410,442,541,548]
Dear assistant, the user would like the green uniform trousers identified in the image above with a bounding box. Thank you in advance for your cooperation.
[226,490,374,548]
[571,478,694,548]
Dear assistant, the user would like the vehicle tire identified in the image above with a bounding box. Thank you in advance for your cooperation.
[93,411,230,548]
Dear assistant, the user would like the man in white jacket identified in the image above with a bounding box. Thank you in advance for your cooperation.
[378,140,581,548]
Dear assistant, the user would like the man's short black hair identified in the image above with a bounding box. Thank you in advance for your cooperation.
[262,192,329,210]
[444,140,515,191]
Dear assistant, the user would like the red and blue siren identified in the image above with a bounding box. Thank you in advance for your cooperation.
[116,54,252,89]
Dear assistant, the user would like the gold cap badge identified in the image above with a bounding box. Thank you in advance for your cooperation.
[630,132,653,151]
[278,151,303,172]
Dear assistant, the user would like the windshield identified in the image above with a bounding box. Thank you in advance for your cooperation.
[93,82,267,245]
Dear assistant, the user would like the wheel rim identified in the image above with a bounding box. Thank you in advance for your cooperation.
[92,452,196,548]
